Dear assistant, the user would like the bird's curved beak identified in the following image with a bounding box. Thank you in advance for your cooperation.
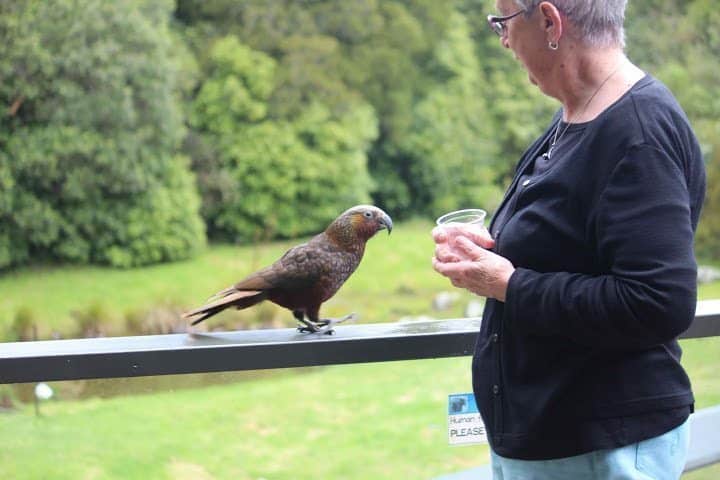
[378,213,393,235]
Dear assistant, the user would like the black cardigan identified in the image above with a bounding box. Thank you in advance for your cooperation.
[475,75,706,460]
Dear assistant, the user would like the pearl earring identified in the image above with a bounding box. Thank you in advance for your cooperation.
[548,41,559,50]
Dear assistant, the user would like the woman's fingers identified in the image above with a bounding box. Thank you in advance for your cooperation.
[432,226,448,243]
[452,236,485,260]
[432,238,514,302]
[465,226,495,249]
[435,243,462,263]
[432,224,495,249]
[432,256,468,276]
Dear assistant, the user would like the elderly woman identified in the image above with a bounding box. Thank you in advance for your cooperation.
[432,1,706,479]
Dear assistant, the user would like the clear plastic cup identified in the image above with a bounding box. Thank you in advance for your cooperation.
[435,209,487,261]
[436,208,487,227]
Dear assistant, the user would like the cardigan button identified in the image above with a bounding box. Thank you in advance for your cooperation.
[521,179,531,187]
[492,385,500,395]
[491,333,499,343]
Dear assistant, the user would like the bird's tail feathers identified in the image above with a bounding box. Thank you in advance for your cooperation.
[206,285,240,302]
[183,289,265,326]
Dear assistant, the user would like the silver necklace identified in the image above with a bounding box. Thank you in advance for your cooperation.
[543,62,623,160]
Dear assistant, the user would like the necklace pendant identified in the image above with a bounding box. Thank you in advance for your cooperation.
[545,145,554,159]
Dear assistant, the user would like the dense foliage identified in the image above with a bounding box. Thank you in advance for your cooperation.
[189,36,375,241]
[624,0,720,261]
[0,0,718,267]
[0,0,205,268]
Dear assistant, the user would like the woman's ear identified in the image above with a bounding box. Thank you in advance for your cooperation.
[539,1,563,42]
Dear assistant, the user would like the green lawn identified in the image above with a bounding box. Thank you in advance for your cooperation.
[1,220,719,478]
[0,358,489,480]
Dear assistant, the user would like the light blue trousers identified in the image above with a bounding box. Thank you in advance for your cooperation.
[491,420,690,480]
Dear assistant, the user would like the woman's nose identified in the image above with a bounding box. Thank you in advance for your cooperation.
[501,36,510,49]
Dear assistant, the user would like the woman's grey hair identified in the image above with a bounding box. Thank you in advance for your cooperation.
[514,0,627,48]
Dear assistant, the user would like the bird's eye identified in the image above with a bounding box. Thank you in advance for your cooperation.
[363,211,373,218]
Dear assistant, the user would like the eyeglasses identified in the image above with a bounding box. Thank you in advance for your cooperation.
[487,8,525,37]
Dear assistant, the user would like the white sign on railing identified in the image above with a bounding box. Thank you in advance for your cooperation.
[447,393,487,445]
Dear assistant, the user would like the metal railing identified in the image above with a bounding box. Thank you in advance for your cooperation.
[1,300,719,384]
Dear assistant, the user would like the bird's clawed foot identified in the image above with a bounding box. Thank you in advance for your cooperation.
[296,313,357,335]
[297,324,320,334]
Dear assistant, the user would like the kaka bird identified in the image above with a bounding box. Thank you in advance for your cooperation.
[183,205,392,334]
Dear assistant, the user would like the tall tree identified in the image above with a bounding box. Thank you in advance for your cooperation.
[397,12,503,216]
[190,36,376,242]
[0,0,205,268]
[176,0,458,220]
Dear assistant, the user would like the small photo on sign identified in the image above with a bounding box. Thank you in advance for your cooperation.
[449,395,469,414]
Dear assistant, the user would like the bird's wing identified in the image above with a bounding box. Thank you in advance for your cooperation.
[234,239,329,291]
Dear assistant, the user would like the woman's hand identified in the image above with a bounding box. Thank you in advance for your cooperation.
[431,225,515,302]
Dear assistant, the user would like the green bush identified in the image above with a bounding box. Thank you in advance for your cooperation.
[71,303,113,338]
[5,306,35,342]
[190,36,376,241]
[0,0,205,268]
